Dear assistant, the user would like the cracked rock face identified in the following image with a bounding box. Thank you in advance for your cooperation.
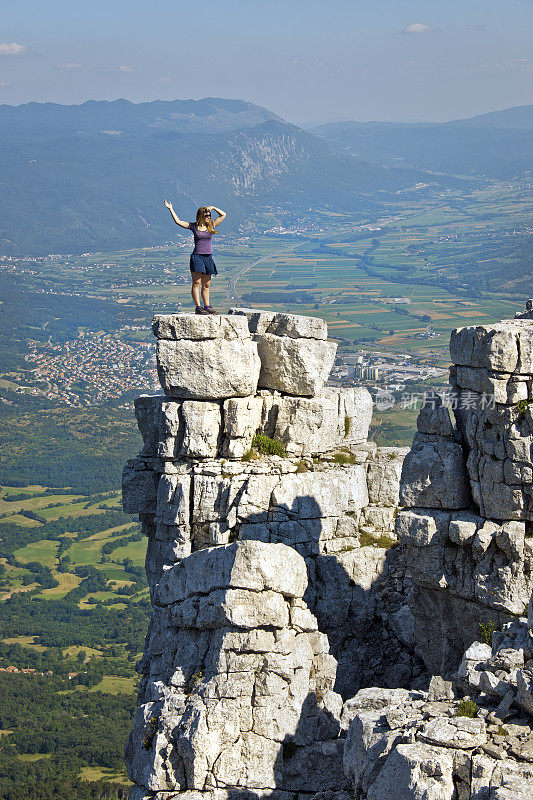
[124,310,417,799]
[124,310,533,799]
[131,386,373,463]
[343,641,533,800]
[229,307,337,396]
[397,317,533,676]
[125,540,348,795]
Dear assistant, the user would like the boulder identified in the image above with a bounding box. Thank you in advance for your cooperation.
[152,313,249,340]
[156,337,261,400]
[229,307,328,339]
[399,436,471,509]
[450,323,520,372]
[367,447,409,507]
[366,743,455,800]
[155,540,308,607]
[255,333,337,396]
[418,716,487,749]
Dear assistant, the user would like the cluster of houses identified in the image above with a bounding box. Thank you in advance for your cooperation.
[25,330,158,406]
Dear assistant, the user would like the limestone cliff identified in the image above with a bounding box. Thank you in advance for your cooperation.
[123,309,413,798]
[397,319,533,674]
[123,307,533,799]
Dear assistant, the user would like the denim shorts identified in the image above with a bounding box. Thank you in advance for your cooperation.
[190,253,218,276]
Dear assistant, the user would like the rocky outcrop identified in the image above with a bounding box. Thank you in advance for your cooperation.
[397,315,533,676]
[123,310,412,799]
[125,540,347,797]
[124,308,533,799]
[344,609,533,799]
[153,314,261,399]
[341,311,533,799]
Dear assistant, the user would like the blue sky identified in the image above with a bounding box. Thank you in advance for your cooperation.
[1,0,532,122]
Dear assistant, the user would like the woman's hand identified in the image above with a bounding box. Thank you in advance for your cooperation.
[164,199,190,229]
[210,205,227,227]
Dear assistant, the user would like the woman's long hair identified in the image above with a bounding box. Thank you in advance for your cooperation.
[196,206,217,235]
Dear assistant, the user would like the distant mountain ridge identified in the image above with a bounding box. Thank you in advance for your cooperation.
[312,105,533,179]
[0,97,284,143]
[0,97,458,255]
[450,104,533,130]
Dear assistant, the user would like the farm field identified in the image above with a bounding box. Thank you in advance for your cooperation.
[0,483,148,792]
[0,485,146,604]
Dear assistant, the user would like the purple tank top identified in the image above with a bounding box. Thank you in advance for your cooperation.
[190,222,213,255]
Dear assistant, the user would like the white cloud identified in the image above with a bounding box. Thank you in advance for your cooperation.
[0,42,27,55]
[117,64,133,73]
[57,62,82,70]
[403,23,433,34]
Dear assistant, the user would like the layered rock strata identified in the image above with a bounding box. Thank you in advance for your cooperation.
[124,310,413,798]
[126,540,348,798]
[396,317,533,675]
[125,308,533,799]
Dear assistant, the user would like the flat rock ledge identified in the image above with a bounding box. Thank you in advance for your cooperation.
[154,310,337,398]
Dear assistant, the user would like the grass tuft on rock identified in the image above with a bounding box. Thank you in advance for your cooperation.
[359,530,396,549]
[479,620,495,645]
[252,433,287,457]
[344,415,352,438]
[332,451,356,465]
[455,699,479,718]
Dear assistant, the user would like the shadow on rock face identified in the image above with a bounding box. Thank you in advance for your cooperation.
[126,539,351,797]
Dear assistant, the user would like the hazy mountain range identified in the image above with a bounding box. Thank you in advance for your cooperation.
[0,98,531,255]
[311,105,533,179]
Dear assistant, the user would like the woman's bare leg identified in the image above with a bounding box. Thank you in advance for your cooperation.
[201,275,211,307]
[191,272,202,307]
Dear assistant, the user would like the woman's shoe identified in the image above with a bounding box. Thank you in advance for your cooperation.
[204,306,218,314]
[195,306,209,315]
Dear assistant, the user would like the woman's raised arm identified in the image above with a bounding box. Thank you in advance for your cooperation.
[209,205,227,227]
[164,199,190,229]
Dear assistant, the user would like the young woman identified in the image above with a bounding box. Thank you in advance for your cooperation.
[164,201,226,314]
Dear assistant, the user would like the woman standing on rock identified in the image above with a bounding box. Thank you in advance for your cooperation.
[164,201,226,315]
